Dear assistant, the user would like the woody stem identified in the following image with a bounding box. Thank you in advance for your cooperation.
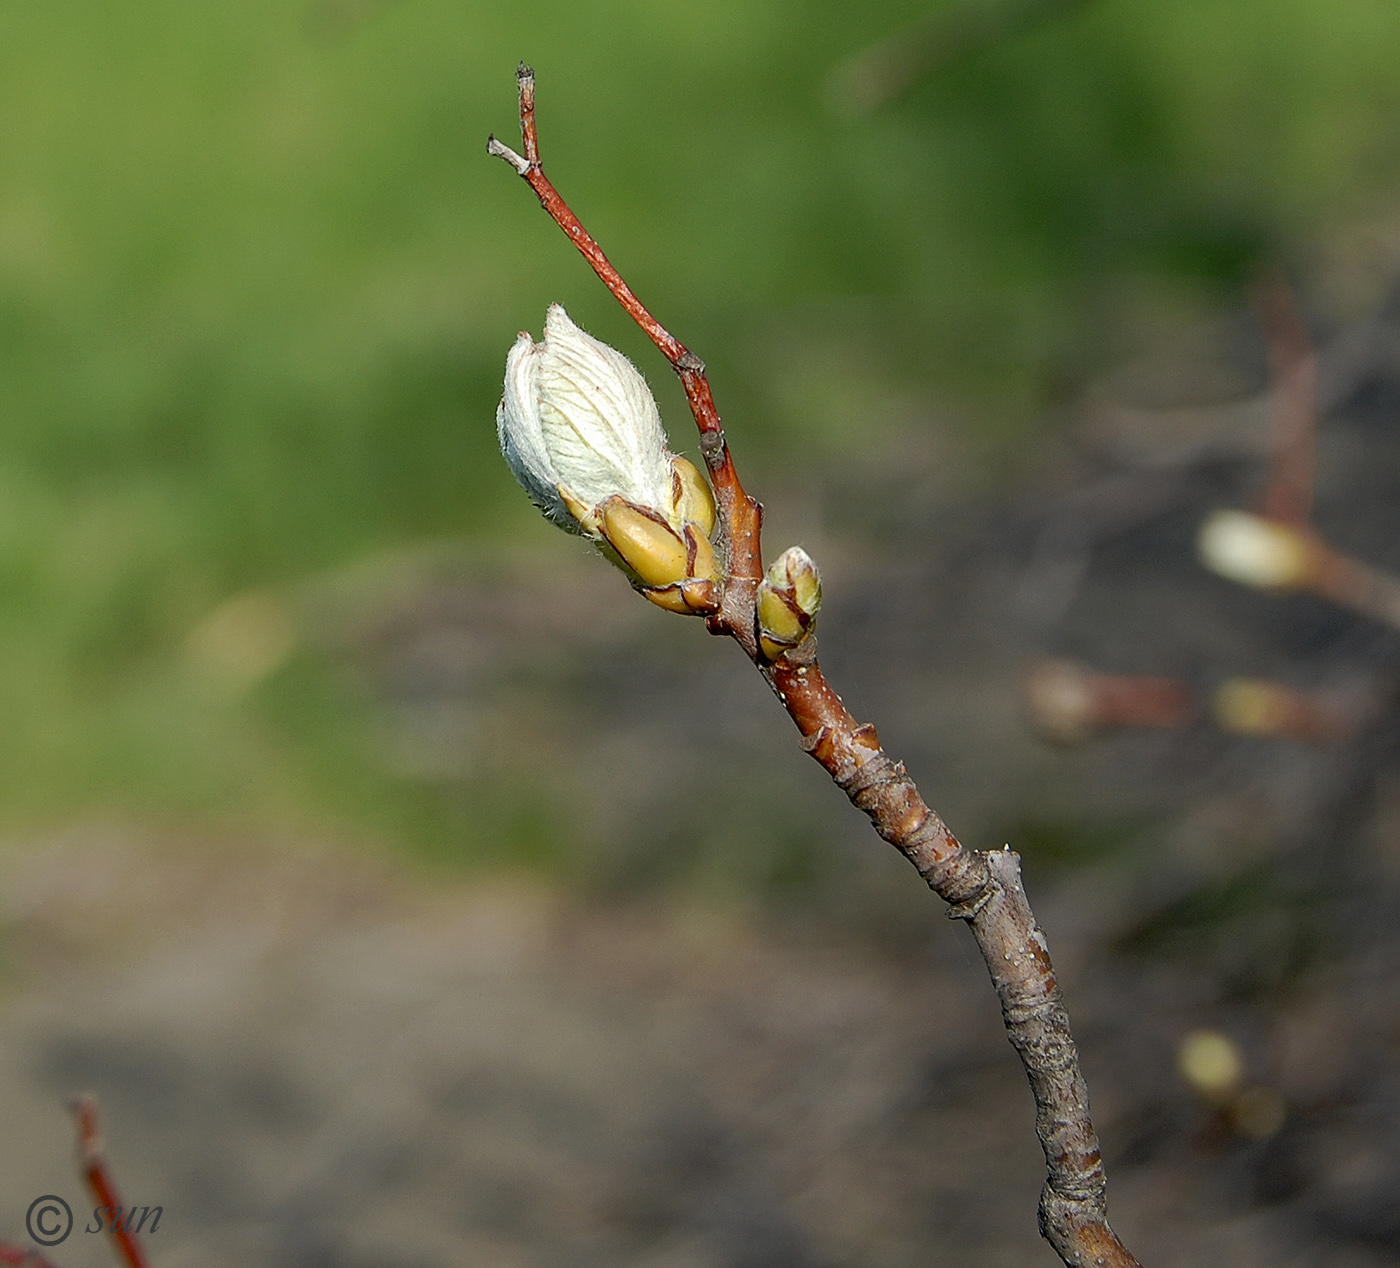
[73,1097,150,1268]
[489,67,1142,1268]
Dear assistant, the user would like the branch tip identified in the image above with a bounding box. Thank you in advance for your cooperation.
[71,1092,102,1160]
[517,62,540,165]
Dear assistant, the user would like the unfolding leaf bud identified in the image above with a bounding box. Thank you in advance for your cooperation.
[757,547,822,659]
[498,304,673,535]
[497,305,724,613]
[1198,510,1319,591]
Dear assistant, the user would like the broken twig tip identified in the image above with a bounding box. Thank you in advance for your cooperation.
[486,135,531,175]
[71,1093,102,1160]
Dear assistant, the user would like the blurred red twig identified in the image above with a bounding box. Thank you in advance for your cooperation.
[0,1097,150,1268]
[73,1097,150,1268]
[1198,274,1400,636]
[1251,270,1317,526]
[1025,659,1370,748]
[0,1244,62,1268]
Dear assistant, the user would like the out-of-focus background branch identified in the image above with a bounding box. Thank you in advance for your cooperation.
[5,2,1400,1265]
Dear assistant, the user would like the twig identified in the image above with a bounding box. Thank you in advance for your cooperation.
[1025,659,1196,744]
[1024,657,1371,748]
[1198,518,1400,641]
[72,1097,150,1268]
[490,66,1141,1268]
[1212,676,1360,745]
[1250,270,1317,526]
[1306,539,1400,631]
[1195,277,1400,634]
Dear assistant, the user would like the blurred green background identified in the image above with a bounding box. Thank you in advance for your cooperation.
[1,0,1398,862]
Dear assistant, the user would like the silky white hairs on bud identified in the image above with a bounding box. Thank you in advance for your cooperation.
[499,328,573,530]
[498,304,673,535]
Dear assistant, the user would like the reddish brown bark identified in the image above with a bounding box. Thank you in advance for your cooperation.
[1307,536,1400,631]
[73,1097,150,1268]
[490,66,1142,1268]
[1251,271,1317,527]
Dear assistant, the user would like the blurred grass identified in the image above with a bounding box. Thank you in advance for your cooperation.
[0,0,1399,861]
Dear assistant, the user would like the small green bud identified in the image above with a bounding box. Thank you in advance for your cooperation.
[757,546,822,659]
[1178,1030,1243,1099]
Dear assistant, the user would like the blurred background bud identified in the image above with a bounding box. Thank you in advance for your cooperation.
[1177,1029,1288,1141]
[1178,1029,1244,1102]
[1228,1086,1287,1141]
[497,304,674,537]
[184,591,297,697]
[1197,510,1319,591]
[1211,677,1353,744]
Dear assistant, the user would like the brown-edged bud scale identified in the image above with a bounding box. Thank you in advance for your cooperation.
[597,497,723,614]
[757,547,822,659]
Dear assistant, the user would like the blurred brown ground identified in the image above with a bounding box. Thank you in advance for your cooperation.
[0,829,1370,1268]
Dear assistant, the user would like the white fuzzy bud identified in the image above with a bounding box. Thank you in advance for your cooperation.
[1197,510,1318,591]
[498,304,675,536]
